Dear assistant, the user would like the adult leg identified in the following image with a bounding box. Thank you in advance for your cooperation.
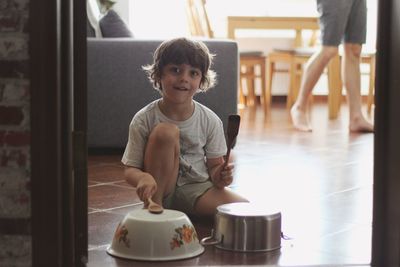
[144,122,180,205]
[342,43,373,132]
[194,187,248,216]
[291,46,338,131]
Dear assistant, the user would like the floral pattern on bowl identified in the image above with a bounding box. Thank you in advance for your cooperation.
[114,222,130,248]
[170,224,198,250]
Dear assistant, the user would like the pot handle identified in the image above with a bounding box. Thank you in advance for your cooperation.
[281,231,292,240]
[200,229,221,246]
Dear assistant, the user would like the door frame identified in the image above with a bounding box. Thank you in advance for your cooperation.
[30,0,87,266]
[371,0,400,265]
[29,0,400,266]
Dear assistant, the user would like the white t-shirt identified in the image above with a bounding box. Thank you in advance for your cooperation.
[121,99,227,186]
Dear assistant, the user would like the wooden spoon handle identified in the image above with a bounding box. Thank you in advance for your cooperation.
[224,115,240,168]
[224,147,232,168]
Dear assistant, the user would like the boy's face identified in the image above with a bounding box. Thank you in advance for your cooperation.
[160,63,202,105]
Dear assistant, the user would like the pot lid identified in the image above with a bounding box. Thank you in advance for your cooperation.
[216,202,281,217]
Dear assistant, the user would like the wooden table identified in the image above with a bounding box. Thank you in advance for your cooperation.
[227,16,342,119]
[227,16,319,46]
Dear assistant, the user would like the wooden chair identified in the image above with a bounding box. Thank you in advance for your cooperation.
[186,0,213,38]
[185,0,267,108]
[238,52,267,107]
[265,23,323,110]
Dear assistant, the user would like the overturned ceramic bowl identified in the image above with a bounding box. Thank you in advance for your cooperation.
[107,209,204,261]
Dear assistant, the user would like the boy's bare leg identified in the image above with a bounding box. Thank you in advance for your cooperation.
[342,43,374,132]
[194,187,248,216]
[144,122,180,205]
[291,46,339,131]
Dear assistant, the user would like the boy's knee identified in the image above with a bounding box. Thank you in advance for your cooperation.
[150,122,179,144]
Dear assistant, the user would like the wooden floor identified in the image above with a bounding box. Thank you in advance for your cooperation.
[87,101,374,267]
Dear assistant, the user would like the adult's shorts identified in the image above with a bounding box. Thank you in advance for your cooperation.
[317,0,367,46]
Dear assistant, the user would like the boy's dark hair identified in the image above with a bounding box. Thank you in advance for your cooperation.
[143,37,217,92]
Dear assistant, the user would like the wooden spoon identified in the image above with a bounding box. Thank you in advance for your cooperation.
[147,197,163,214]
[224,115,241,167]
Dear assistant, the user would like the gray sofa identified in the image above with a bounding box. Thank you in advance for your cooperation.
[87,38,239,151]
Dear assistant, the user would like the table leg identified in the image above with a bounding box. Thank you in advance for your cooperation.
[328,55,342,119]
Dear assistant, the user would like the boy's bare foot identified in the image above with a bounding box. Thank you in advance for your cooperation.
[349,116,374,133]
[290,104,312,132]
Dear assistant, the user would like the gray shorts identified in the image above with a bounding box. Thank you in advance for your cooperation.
[163,180,213,215]
[317,0,367,46]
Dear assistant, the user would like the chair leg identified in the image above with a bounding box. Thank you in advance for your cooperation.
[367,56,376,114]
[246,83,256,107]
[265,59,274,114]
[260,59,269,112]
[252,67,258,107]
[239,72,246,108]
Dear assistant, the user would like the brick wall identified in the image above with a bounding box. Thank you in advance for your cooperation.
[0,0,32,266]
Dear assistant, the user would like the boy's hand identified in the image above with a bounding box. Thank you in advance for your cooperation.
[136,174,157,201]
[211,162,234,189]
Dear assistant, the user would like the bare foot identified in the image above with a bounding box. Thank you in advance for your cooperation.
[349,116,374,133]
[290,104,312,132]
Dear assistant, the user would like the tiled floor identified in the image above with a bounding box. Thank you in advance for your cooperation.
[88,101,374,267]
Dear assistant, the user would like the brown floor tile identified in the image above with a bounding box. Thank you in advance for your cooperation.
[88,164,125,183]
[87,155,123,167]
[88,184,141,210]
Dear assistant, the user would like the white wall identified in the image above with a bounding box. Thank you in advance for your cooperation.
[113,0,132,27]
[117,0,188,39]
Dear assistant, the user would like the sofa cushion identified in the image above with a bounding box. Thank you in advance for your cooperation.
[100,10,133,38]
[87,19,96,37]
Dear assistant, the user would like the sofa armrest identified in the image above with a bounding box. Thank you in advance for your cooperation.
[87,38,238,150]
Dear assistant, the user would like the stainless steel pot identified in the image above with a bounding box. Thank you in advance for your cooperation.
[201,202,281,252]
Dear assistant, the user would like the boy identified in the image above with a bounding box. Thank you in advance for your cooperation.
[122,37,247,216]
